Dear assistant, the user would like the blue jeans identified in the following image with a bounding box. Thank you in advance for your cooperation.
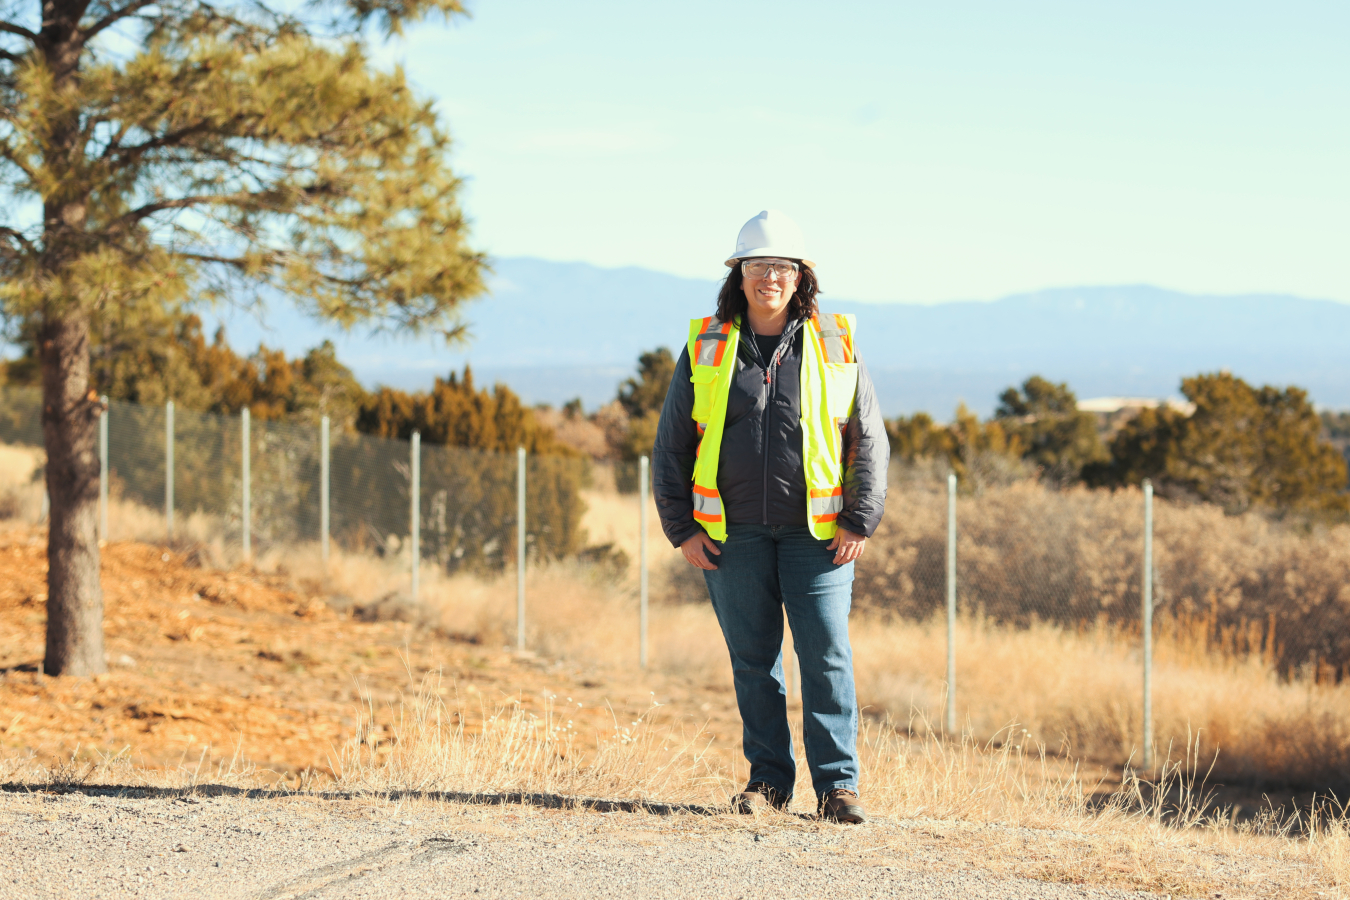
[702,523,859,800]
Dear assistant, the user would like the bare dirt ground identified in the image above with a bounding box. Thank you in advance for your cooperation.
[3,526,1348,899]
[0,528,743,779]
[0,787,1174,900]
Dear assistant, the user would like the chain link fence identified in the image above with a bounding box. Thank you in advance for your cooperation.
[0,386,583,582]
[5,385,1348,771]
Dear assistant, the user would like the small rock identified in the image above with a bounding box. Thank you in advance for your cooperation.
[173,844,188,852]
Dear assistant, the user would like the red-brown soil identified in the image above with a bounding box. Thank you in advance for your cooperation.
[0,528,741,780]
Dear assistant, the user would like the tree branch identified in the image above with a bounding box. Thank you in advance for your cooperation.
[77,0,160,45]
[0,20,38,42]
[100,119,217,162]
[0,47,21,63]
[177,251,262,269]
[0,225,33,250]
[113,191,282,229]
[0,141,37,180]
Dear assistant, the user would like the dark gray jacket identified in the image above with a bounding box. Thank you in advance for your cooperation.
[652,315,889,548]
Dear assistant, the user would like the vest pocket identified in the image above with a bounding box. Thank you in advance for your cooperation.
[823,362,858,420]
[690,366,720,423]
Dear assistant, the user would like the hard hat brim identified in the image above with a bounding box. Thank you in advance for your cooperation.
[725,249,815,269]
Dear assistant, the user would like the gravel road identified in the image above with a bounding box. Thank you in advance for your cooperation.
[0,787,1162,899]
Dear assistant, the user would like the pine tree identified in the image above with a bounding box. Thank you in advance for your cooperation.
[994,376,1107,485]
[887,404,1025,487]
[352,370,586,568]
[613,347,673,492]
[355,368,571,456]
[617,348,675,420]
[1,0,484,675]
[1090,372,1348,515]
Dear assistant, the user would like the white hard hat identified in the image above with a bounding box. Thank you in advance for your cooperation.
[724,209,815,269]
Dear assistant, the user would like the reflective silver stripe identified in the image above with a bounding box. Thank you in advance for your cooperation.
[696,340,719,367]
[696,317,726,367]
[810,492,843,516]
[692,491,722,515]
[814,316,847,362]
[814,314,854,363]
[835,416,849,434]
[821,332,846,363]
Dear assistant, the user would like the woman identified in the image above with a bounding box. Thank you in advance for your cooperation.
[652,210,889,823]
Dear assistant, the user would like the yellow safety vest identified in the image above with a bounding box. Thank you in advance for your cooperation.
[686,313,859,541]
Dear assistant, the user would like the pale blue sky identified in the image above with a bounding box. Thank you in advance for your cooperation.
[373,0,1349,304]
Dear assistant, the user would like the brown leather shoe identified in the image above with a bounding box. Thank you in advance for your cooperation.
[732,782,791,813]
[819,788,867,823]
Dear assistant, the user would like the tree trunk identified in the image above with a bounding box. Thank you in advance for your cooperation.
[41,310,106,676]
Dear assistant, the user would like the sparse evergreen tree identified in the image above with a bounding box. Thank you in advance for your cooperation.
[1321,410,1350,473]
[355,367,570,456]
[886,411,955,462]
[1090,372,1348,516]
[887,404,1026,488]
[1082,404,1187,490]
[995,376,1107,486]
[1,0,484,674]
[609,348,673,491]
[617,348,674,420]
[352,369,586,568]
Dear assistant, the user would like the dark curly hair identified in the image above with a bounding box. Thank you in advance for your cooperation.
[714,261,820,325]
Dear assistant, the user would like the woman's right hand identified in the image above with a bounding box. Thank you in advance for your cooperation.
[680,532,722,570]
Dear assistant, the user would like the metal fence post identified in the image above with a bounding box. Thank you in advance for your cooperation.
[1142,479,1154,770]
[241,407,250,561]
[165,400,174,540]
[639,454,649,669]
[517,445,526,652]
[320,415,330,566]
[946,471,957,735]
[410,431,420,603]
[98,396,108,543]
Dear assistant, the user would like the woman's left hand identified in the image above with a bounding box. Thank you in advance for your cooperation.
[826,527,866,565]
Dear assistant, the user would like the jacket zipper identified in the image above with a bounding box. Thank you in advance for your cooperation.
[747,322,795,526]
[762,353,772,525]
[761,334,787,525]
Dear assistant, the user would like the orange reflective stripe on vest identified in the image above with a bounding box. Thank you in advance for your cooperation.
[809,486,843,523]
[694,316,733,368]
[811,313,855,364]
[692,483,723,523]
[688,312,856,541]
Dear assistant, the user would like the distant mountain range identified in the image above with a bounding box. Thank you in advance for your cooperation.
[188,257,1349,418]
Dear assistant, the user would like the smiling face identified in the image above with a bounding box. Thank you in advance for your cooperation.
[739,257,799,332]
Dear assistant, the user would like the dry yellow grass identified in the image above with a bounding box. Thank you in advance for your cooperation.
[0,443,44,525]
[9,686,1350,899]
[9,448,1350,791]
[226,478,1350,790]
[234,676,1350,896]
[4,477,1350,895]
[861,473,1350,678]
[853,613,1350,788]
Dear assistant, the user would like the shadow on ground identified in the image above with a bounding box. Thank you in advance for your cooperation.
[0,781,723,817]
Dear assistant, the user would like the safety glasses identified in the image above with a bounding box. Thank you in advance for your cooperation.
[741,259,800,280]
